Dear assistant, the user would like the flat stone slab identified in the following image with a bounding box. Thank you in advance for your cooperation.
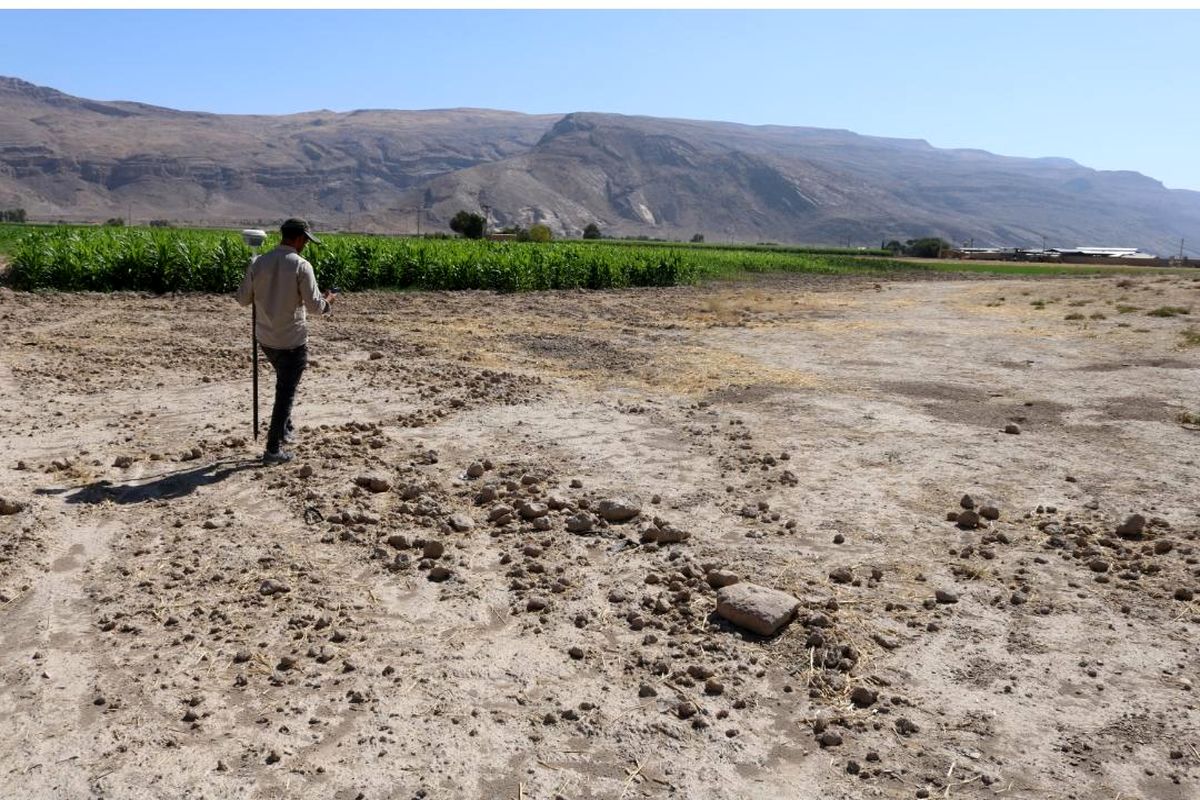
[715,583,801,637]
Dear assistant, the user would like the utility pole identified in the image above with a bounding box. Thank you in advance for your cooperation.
[481,204,490,236]
[1181,238,1186,260]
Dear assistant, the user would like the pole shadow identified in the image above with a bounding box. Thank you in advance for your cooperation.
[35,458,262,506]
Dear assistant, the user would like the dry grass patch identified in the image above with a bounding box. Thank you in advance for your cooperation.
[1147,306,1191,318]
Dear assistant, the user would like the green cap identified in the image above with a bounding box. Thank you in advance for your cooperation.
[280,217,322,245]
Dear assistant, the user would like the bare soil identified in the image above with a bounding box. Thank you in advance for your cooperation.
[1,272,1199,800]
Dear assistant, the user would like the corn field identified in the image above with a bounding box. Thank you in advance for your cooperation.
[5,226,917,293]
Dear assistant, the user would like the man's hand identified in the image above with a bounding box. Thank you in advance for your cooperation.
[323,288,338,305]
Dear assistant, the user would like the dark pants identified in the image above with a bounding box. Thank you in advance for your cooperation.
[260,343,307,453]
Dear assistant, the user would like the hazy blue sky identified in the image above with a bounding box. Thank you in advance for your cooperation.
[3,9,1198,190]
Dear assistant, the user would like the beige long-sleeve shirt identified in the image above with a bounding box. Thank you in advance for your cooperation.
[236,244,330,350]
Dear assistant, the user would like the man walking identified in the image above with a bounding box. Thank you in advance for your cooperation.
[236,218,336,463]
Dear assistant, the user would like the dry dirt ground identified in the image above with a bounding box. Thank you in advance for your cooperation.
[1,272,1199,800]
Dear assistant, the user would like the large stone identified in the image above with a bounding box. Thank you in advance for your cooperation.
[596,497,641,523]
[715,583,801,637]
[448,513,474,532]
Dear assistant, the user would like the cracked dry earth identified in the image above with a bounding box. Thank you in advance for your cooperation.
[0,271,1199,800]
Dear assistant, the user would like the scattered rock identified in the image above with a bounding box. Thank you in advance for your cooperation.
[354,474,391,493]
[0,497,26,515]
[518,502,549,520]
[960,494,975,510]
[427,566,451,582]
[715,583,801,637]
[565,512,598,533]
[1116,514,1146,539]
[706,570,739,589]
[422,541,445,560]
[596,497,641,523]
[1174,588,1195,602]
[979,505,1000,521]
[113,455,134,469]
[818,730,843,747]
[258,579,290,596]
[448,513,474,532]
[849,686,878,708]
[1004,423,1021,435]
[829,566,853,585]
[1088,559,1110,573]
[895,717,920,736]
[956,510,980,530]
[541,495,569,513]
[934,589,958,605]
[872,633,899,650]
[640,520,691,544]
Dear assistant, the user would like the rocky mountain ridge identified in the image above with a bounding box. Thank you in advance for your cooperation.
[2,75,1197,253]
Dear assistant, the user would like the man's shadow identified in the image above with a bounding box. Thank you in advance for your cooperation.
[36,458,262,506]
